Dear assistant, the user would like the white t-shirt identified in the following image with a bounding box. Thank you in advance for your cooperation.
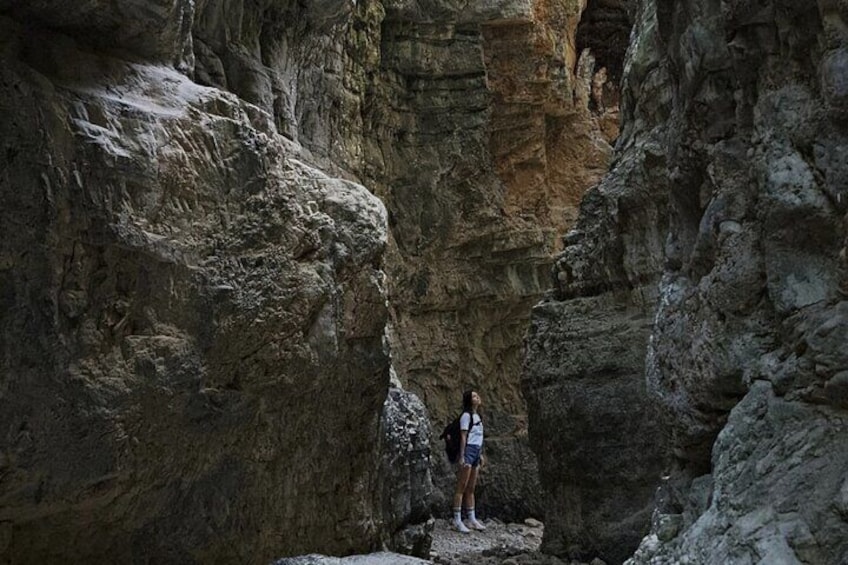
[460,412,484,446]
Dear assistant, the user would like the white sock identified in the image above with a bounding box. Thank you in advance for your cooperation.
[452,508,470,533]
[467,507,486,529]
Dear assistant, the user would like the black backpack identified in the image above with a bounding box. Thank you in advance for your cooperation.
[439,412,478,463]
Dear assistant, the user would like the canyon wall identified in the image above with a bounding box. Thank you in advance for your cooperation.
[522,0,668,555]
[0,0,623,561]
[174,0,624,520]
[368,0,622,518]
[0,1,417,562]
[525,0,848,563]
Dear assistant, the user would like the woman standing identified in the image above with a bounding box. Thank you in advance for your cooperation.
[452,389,486,532]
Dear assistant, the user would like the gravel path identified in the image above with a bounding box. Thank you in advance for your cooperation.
[275,519,601,565]
[429,518,595,565]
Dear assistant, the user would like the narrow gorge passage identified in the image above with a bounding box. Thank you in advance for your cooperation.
[356,0,634,531]
[2,1,847,565]
[0,0,630,561]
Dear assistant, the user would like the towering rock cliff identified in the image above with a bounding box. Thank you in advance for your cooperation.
[0,1,418,562]
[522,0,667,559]
[0,0,622,561]
[366,0,621,518]
[525,0,848,563]
[161,0,623,521]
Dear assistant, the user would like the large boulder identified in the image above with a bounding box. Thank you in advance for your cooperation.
[0,11,395,562]
[379,387,435,557]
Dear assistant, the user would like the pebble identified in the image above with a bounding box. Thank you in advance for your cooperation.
[524,518,544,528]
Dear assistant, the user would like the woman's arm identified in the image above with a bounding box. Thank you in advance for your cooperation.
[459,430,468,466]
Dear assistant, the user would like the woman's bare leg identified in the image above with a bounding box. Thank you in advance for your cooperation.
[453,465,471,509]
[462,466,479,510]
[463,467,485,529]
[451,465,472,531]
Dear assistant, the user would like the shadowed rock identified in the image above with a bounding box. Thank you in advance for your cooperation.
[0,8,397,563]
[526,0,848,563]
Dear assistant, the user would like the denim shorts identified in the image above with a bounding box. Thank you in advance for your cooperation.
[463,444,482,468]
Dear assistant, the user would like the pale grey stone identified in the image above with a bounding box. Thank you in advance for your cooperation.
[273,552,431,565]
[655,515,682,543]
[379,388,435,557]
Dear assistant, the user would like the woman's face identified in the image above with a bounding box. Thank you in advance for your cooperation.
[471,391,481,407]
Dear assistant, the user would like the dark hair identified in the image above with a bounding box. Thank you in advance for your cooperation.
[462,390,475,414]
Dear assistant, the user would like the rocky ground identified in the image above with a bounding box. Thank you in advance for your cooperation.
[430,518,597,565]
[274,519,604,565]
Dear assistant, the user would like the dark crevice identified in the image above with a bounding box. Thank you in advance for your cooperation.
[576,0,634,85]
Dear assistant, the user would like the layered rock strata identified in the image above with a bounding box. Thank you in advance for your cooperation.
[0,1,630,562]
[366,0,621,519]
[526,0,848,563]
[180,0,624,520]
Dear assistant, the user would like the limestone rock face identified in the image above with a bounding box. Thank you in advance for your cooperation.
[0,8,396,564]
[363,0,622,520]
[176,0,622,522]
[522,0,668,557]
[186,0,626,521]
[629,1,848,563]
[379,387,435,556]
[526,0,848,563]
[0,0,630,562]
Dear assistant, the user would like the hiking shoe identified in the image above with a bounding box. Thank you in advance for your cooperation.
[453,520,471,533]
[469,519,487,531]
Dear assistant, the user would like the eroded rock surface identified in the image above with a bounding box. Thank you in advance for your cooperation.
[365,0,625,520]
[526,0,848,563]
[380,387,436,556]
[1,0,632,561]
[127,0,626,523]
[0,5,400,563]
[522,6,669,556]
[274,553,430,565]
